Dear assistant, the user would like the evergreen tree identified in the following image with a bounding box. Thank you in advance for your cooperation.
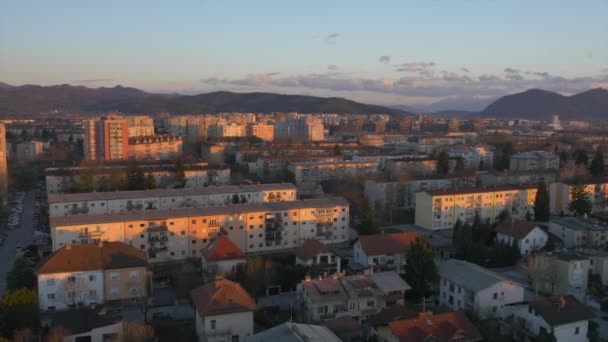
[437,150,450,176]
[574,149,589,166]
[6,258,36,291]
[126,162,146,190]
[175,159,186,188]
[568,184,592,216]
[589,149,605,177]
[500,142,514,170]
[534,182,550,222]
[404,238,438,298]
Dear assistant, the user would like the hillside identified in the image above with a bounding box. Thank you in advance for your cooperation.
[0,84,407,116]
[481,88,608,120]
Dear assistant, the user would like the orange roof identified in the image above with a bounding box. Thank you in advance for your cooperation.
[294,239,328,261]
[495,218,539,240]
[388,312,482,342]
[201,235,245,261]
[36,242,147,274]
[357,232,419,256]
[190,278,256,316]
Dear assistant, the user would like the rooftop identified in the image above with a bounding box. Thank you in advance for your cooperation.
[190,277,256,317]
[45,307,122,336]
[294,239,329,261]
[36,241,147,274]
[388,311,482,342]
[495,219,540,240]
[424,184,537,196]
[438,259,522,292]
[50,197,350,227]
[357,232,419,256]
[526,295,594,327]
[48,183,297,203]
[549,215,608,231]
[247,322,341,342]
[201,235,245,262]
[510,151,559,160]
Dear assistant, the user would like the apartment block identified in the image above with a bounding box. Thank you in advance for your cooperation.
[447,144,494,170]
[247,124,274,141]
[550,180,608,215]
[48,183,297,217]
[289,160,378,193]
[415,185,537,230]
[547,216,608,249]
[50,198,350,263]
[127,134,182,160]
[509,151,560,171]
[125,115,155,137]
[84,114,129,161]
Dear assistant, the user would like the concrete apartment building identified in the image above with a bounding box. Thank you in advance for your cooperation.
[165,115,218,144]
[478,170,558,187]
[247,123,274,141]
[289,160,379,192]
[506,296,593,342]
[0,124,7,203]
[50,198,350,262]
[297,271,411,323]
[45,162,230,194]
[125,115,155,137]
[12,140,44,161]
[191,278,256,342]
[550,179,608,215]
[35,242,148,311]
[509,151,560,171]
[447,144,494,170]
[127,134,183,160]
[415,185,538,230]
[48,183,297,217]
[84,114,130,161]
[531,252,590,299]
[438,259,525,319]
[548,216,608,249]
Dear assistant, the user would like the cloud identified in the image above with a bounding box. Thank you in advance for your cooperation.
[325,32,340,44]
[327,65,339,71]
[460,67,470,73]
[503,68,524,81]
[73,78,114,83]
[378,56,391,64]
[394,62,436,78]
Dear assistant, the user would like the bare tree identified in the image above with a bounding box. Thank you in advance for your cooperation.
[123,321,155,342]
[59,276,93,307]
[522,255,560,295]
[127,279,149,321]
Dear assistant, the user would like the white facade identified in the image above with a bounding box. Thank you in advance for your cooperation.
[195,311,253,342]
[353,241,406,274]
[496,226,548,255]
[509,151,560,171]
[202,258,245,278]
[37,270,104,311]
[509,303,589,342]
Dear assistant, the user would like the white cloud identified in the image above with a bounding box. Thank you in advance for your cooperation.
[378,56,391,64]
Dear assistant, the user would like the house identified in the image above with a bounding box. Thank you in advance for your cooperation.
[367,304,418,338]
[320,316,364,342]
[507,296,594,342]
[36,242,148,311]
[294,239,341,273]
[438,259,525,319]
[495,219,548,255]
[191,277,256,342]
[352,232,419,274]
[297,271,411,323]
[378,311,482,342]
[201,234,246,280]
[246,322,341,342]
[547,215,608,249]
[509,151,560,171]
[531,252,590,298]
[42,307,123,342]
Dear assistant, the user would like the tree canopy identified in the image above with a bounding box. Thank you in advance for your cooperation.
[534,182,550,222]
[404,238,438,298]
[568,184,592,216]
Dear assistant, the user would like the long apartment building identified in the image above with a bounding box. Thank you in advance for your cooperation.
[550,179,608,215]
[48,183,297,217]
[288,160,378,193]
[415,185,537,230]
[50,198,350,263]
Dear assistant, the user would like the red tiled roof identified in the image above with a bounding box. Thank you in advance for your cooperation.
[357,232,419,256]
[388,312,482,342]
[190,278,256,316]
[36,242,147,274]
[201,235,245,261]
[495,218,539,240]
[294,239,328,261]
[367,304,418,326]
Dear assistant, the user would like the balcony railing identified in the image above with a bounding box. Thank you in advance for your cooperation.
[79,230,103,237]
[148,235,168,242]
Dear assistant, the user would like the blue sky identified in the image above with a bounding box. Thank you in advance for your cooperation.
[1,1,607,110]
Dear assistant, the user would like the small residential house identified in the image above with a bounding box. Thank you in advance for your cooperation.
[531,252,590,298]
[438,259,525,319]
[36,242,148,311]
[495,219,548,255]
[246,322,341,342]
[367,304,418,338]
[191,277,256,342]
[201,234,246,280]
[507,295,594,342]
[378,311,483,342]
[294,239,341,273]
[43,307,123,342]
[320,316,364,342]
[352,232,419,274]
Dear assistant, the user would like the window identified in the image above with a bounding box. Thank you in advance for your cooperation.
[46,278,55,286]
[89,289,97,298]
[47,293,55,300]
[493,293,498,299]
[111,287,119,296]
[575,327,580,335]
[68,276,76,283]
[129,271,139,279]
[89,275,96,281]
[192,220,196,224]
[110,272,119,280]
[210,320,216,330]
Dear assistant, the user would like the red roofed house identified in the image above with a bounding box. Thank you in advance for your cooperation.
[294,239,341,273]
[191,277,256,342]
[495,218,547,255]
[378,311,482,342]
[353,232,419,274]
[201,234,246,280]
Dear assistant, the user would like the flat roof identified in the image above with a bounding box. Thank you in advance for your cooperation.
[424,184,537,196]
[549,215,608,231]
[50,197,349,227]
[48,183,297,203]
[289,160,378,166]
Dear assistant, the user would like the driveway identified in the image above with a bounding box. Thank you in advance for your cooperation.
[0,191,35,295]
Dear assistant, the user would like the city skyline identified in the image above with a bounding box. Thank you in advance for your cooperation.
[2,1,608,110]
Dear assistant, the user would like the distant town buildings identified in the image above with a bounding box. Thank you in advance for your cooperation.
[509,151,560,171]
[127,134,183,161]
[84,114,130,161]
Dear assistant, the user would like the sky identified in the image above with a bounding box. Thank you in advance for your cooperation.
[1,1,608,111]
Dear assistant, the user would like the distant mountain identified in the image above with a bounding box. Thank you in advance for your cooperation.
[0,84,408,116]
[430,110,479,118]
[481,88,608,120]
[0,82,13,89]
[389,104,426,114]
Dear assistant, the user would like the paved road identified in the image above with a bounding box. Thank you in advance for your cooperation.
[0,192,35,295]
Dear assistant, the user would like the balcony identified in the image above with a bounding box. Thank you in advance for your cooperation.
[70,207,89,215]
[316,230,332,239]
[79,230,103,238]
[146,224,168,233]
[316,221,333,229]
[148,246,168,254]
[148,235,168,242]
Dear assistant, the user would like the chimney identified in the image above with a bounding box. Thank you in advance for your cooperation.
[98,241,104,248]
[65,244,71,250]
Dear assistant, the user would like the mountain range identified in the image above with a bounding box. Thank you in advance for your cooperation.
[0,83,406,117]
[0,83,607,120]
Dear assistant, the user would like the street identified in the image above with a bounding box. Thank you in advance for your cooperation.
[0,191,35,295]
